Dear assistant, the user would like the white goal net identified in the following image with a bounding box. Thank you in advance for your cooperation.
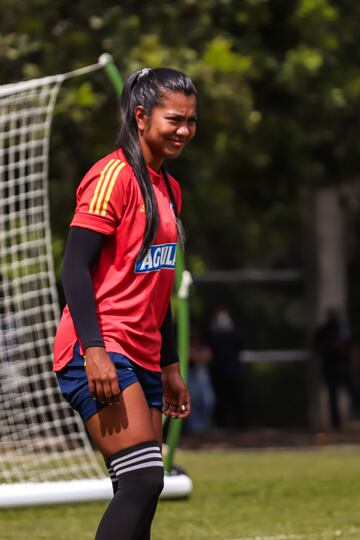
[0,73,108,507]
[0,63,193,507]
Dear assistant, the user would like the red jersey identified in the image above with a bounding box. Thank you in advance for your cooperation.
[53,148,181,372]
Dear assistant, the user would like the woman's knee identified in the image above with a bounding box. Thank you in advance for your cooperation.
[140,465,164,498]
[108,440,164,496]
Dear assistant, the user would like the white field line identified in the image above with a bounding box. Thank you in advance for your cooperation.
[227,527,360,540]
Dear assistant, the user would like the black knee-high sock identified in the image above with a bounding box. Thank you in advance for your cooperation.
[135,498,159,540]
[107,463,118,495]
[95,441,164,540]
[107,465,159,540]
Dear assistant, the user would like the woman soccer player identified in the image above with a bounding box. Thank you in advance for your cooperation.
[53,67,197,539]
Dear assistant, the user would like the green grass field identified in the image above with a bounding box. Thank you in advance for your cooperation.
[1,446,360,540]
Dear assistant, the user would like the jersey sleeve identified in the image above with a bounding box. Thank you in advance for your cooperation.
[70,158,128,235]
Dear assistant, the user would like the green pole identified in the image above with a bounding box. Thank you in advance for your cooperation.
[174,246,191,383]
[98,53,124,95]
[163,245,191,473]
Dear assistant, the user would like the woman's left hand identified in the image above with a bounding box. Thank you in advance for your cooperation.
[162,363,191,419]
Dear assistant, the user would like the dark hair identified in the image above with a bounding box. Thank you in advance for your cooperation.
[117,67,197,260]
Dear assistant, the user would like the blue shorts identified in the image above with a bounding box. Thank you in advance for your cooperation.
[56,344,163,422]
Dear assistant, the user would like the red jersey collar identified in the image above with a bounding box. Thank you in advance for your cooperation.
[147,165,162,185]
[116,147,162,185]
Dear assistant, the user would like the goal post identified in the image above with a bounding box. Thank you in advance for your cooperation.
[0,56,191,507]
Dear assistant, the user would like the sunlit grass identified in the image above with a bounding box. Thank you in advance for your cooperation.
[1,447,360,540]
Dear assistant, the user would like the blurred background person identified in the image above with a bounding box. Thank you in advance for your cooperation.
[187,327,215,434]
[314,308,359,431]
[208,307,246,429]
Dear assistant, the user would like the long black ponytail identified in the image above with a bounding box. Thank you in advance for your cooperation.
[117,68,196,260]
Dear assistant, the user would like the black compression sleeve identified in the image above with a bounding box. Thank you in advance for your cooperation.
[61,227,107,349]
[160,303,179,368]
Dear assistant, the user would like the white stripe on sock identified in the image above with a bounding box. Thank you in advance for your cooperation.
[112,452,162,472]
[107,465,116,478]
[111,446,160,466]
[115,460,164,476]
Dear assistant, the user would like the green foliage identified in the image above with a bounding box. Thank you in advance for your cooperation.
[1,0,359,341]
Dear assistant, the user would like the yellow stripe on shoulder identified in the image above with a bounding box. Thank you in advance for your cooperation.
[94,159,122,215]
[88,158,119,214]
[101,161,126,216]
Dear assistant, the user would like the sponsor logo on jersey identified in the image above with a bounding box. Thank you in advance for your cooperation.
[135,243,177,273]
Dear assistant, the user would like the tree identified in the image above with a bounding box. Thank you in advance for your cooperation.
[2,0,360,341]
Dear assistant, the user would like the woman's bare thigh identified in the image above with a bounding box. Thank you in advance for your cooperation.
[85,381,157,458]
[149,408,163,448]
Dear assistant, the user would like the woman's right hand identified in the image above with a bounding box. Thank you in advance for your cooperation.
[84,347,121,404]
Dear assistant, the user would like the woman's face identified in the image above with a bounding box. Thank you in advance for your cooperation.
[135,91,197,171]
